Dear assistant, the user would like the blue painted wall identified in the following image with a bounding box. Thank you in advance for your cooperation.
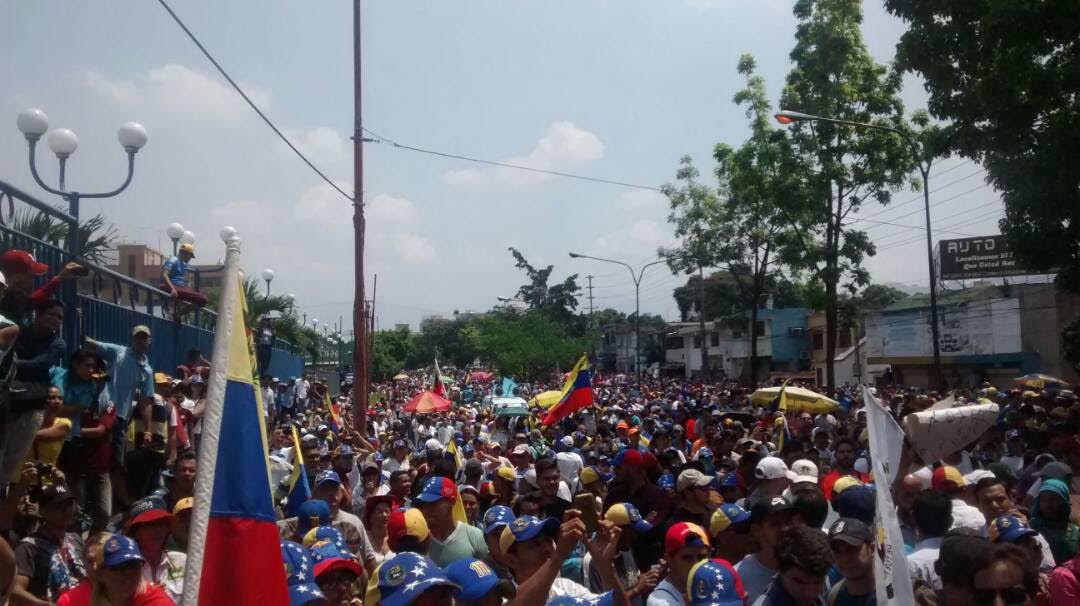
[764,308,810,366]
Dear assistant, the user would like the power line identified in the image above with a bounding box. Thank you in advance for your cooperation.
[873,200,1001,245]
[852,167,986,226]
[154,0,355,203]
[876,209,1004,251]
[361,127,664,192]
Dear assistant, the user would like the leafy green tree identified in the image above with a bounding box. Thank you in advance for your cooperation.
[413,316,478,368]
[659,157,726,378]
[711,55,804,384]
[778,0,918,389]
[472,309,587,379]
[371,326,417,380]
[508,247,581,322]
[8,208,118,263]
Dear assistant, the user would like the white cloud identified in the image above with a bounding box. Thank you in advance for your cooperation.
[293,181,354,228]
[367,193,417,228]
[288,126,350,167]
[84,63,271,123]
[442,120,604,188]
[591,219,670,259]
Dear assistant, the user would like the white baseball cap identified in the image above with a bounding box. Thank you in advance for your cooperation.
[755,456,797,481]
[790,459,819,484]
[424,438,443,452]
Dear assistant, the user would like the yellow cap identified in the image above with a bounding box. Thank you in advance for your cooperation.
[833,476,864,496]
[154,372,172,385]
[495,466,517,482]
[172,497,193,515]
[179,242,195,256]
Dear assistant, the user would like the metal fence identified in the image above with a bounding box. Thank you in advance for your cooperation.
[0,178,304,377]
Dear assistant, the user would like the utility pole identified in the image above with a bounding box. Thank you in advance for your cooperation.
[586,275,595,325]
[351,0,369,436]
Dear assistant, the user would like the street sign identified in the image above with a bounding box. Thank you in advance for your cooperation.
[937,235,1048,280]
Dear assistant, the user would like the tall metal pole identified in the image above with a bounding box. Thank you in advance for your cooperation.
[920,164,942,390]
[352,0,369,436]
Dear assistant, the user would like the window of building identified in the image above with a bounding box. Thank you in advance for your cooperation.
[127,255,136,277]
[754,321,765,336]
[812,332,824,350]
[693,335,702,348]
[665,336,683,350]
[710,332,719,346]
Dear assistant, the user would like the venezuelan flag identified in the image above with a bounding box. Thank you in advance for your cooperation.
[775,380,791,452]
[285,426,312,517]
[325,392,343,434]
[542,354,593,426]
[181,257,288,606]
[433,358,447,398]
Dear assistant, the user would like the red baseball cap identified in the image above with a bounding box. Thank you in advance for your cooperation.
[931,466,966,491]
[0,250,48,276]
[665,521,711,554]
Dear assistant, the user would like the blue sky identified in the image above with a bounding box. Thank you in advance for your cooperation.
[2,0,1003,331]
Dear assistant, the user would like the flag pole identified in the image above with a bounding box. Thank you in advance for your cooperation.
[182,231,243,606]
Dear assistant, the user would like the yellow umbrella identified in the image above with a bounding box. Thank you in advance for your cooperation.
[751,386,838,414]
[529,390,564,410]
[392,373,408,381]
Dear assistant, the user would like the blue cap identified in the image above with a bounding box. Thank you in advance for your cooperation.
[393,439,407,449]
[334,445,354,457]
[499,515,560,553]
[315,470,342,487]
[687,559,744,606]
[374,451,385,463]
[372,552,459,606]
[445,558,515,602]
[416,476,457,503]
[302,525,347,551]
[989,515,1039,544]
[658,473,676,490]
[482,505,515,535]
[297,499,332,535]
[280,540,326,606]
[720,472,739,488]
[834,485,876,525]
[102,535,145,568]
[697,447,713,459]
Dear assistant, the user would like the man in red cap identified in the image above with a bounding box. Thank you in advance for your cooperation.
[416,476,488,567]
[647,522,711,606]
[0,250,82,325]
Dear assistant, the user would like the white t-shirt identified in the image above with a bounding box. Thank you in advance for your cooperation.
[907,537,943,590]
[646,579,683,606]
[548,577,601,602]
[949,499,987,532]
[556,451,585,487]
[1000,455,1025,474]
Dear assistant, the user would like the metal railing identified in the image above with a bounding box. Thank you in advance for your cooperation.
[0,178,303,377]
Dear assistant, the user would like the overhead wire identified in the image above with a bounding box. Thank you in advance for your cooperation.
[361,127,664,192]
[154,0,355,203]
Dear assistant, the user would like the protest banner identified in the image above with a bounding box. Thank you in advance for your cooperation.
[903,403,999,465]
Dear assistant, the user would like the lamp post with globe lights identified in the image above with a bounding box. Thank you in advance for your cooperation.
[17,107,147,342]
[166,222,185,255]
[261,269,275,295]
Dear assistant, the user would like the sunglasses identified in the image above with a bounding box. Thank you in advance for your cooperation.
[973,585,1028,606]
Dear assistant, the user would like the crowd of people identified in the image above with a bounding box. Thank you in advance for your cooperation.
[1,247,1079,606]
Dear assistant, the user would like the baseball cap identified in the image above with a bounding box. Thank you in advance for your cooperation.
[579,466,613,487]
[445,558,515,602]
[613,449,644,467]
[315,470,342,488]
[828,518,874,546]
[296,499,332,536]
[392,439,408,449]
[482,505,515,535]
[790,459,820,484]
[658,473,676,490]
[102,535,145,568]
[1036,461,1073,480]
[0,250,48,275]
[720,472,739,488]
[302,525,348,550]
[416,476,457,503]
[989,515,1039,544]
[425,438,444,452]
[387,508,430,549]
[548,594,615,606]
[495,466,518,482]
[749,496,794,523]
[334,445,354,458]
[132,325,151,337]
[309,539,363,579]
[172,497,193,516]
[281,540,326,606]
[38,484,77,508]
[511,444,532,457]
[833,485,876,525]
[931,466,966,491]
[1006,429,1023,441]
[300,434,320,448]
[605,503,653,534]
[498,515,559,555]
[677,469,714,492]
[686,559,745,606]
[154,372,172,385]
[709,503,751,536]
[832,476,864,496]
[125,496,171,530]
[664,522,711,555]
[179,242,196,256]
[755,457,797,481]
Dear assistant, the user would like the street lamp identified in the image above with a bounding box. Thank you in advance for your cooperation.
[261,268,275,295]
[166,222,185,255]
[180,230,195,246]
[568,252,666,387]
[18,107,147,343]
[774,109,941,389]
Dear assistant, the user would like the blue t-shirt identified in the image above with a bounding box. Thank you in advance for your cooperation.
[50,367,107,438]
[163,256,189,287]
[95,341,154,422]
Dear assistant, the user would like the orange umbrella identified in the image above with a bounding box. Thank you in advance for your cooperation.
[403,390,452,414]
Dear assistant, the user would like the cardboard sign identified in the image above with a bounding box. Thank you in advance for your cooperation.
[903,403,999,465]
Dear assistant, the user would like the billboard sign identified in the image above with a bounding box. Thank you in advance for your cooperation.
[937,235,1031,280]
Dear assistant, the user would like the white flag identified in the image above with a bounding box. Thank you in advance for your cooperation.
[862,386,915,605]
